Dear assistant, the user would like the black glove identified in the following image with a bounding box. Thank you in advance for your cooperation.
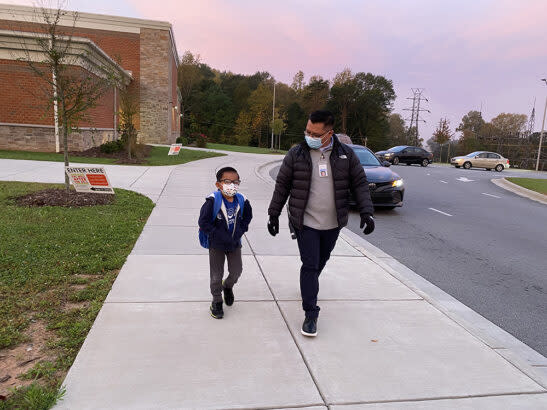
[360,214,375,235]
[267,215,279,237]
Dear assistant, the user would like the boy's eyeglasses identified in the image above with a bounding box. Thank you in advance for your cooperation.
[220,179,241,186]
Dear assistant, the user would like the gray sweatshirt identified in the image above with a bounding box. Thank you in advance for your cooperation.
[303,147,339,230]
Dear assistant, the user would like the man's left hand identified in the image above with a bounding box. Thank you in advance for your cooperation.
[360,214,375,235]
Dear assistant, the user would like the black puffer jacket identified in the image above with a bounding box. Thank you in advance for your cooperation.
[268,135,373,230]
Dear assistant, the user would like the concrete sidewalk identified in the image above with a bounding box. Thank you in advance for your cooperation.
[1,154,546,409]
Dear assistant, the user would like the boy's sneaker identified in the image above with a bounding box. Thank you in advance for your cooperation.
[301,317,317,337]
[210,302,224,319]
[223,286,234,306]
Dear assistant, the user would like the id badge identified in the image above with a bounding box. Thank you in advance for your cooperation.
[318,163,328,177]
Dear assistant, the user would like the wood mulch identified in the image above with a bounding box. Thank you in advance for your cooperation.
[13,188,114,207]
[69,144,151,164]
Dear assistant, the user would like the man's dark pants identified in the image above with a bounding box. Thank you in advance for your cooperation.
[294,226,340,319]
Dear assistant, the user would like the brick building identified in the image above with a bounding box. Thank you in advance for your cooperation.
[0,4,180,151]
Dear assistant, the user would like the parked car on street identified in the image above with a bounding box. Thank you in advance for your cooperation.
[450,151,509,172]
[376,145,433,167]
[348,144,404,208]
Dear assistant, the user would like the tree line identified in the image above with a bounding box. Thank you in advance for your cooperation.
[178,52,397,151]
[178,51,542,169]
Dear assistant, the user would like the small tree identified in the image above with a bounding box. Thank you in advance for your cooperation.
[234,110,253,146]
[433,118,454,162]
[118,88,138,159]
[16,3,124,190]
[271,117,287,151]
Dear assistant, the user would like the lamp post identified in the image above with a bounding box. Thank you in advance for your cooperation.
[536,79,547,171]
[271,80,276,150]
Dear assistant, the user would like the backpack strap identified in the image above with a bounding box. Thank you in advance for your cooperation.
[211,190,223,222]
[235,193,245,218]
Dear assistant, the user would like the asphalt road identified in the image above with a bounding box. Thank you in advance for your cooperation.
[270,163,547,356]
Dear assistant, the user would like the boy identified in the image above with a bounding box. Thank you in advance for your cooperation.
[198,166,253,319]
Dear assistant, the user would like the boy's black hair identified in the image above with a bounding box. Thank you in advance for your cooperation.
[216,166,240,182]
[309,110,335,128]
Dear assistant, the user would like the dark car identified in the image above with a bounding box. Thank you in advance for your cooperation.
[376,145,433,167]
[348,144,404,208]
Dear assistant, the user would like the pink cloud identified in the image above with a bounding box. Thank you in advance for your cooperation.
[129,0,383,82]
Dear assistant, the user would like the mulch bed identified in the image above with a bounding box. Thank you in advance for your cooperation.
[13,188,115,207]
[70,144,152,164]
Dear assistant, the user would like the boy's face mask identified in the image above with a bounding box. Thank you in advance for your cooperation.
[221,183,238,197]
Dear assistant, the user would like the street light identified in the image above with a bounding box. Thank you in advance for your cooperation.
[271,80,276,151]
[536,79,547,171]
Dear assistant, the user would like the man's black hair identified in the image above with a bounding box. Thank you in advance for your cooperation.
[309,110,335,128]
[216,166,240,181]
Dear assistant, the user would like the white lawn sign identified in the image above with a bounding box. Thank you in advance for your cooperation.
[65,166,114,194]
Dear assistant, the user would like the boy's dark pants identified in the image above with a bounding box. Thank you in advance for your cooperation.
[294,226,340,319]
[209,247,242,303]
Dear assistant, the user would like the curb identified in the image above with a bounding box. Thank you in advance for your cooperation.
[492,178,547,205]
[256,159,547,390]
[255,159,283,186]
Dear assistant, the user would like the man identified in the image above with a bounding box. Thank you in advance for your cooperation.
[267,110,374,337]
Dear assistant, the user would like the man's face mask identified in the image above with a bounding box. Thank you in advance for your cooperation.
[304,128,332,149]
[305,136,323,149]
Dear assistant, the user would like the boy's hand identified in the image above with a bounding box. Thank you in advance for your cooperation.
[267,215,279,237]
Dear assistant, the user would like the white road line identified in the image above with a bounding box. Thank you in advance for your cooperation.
[428,207,453,217]
[440,180,448,184]
[427,173,431,175]
[482,192,501,199]
[456,177,475,182]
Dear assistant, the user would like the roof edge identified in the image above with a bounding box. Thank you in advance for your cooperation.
[0,3,172,31]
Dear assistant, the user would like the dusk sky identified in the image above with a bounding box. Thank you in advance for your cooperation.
[7,0,547,139]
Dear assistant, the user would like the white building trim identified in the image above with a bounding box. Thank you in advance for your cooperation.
[0,4,180,66]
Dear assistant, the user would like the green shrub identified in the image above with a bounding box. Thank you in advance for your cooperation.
[99,140,124,154]
[176,136,189,145]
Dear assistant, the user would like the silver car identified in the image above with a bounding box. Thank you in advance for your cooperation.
[451,151,510,172]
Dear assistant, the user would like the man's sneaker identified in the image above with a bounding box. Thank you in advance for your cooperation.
[223,286,234,306]
[210,302,224,319]
[301,317,317,337]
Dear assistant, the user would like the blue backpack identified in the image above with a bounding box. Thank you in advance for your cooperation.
[198,191,245,249]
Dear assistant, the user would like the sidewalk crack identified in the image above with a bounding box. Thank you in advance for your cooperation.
[129,166,151,187]
[245,233,329,408]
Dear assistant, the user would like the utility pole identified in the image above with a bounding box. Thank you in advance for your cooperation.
[536,79,547,171]
[271,81,276,150]
[403,88,430,146]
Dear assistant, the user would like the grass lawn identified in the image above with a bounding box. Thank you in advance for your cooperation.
[205,143,286,155]
[0,182,154,409]
[145,146,224,165]
[506,177,547,195]
[0,146,224,166]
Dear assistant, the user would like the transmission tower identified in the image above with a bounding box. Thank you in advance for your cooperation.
[526,98,536,137]
[403,88,430,146]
